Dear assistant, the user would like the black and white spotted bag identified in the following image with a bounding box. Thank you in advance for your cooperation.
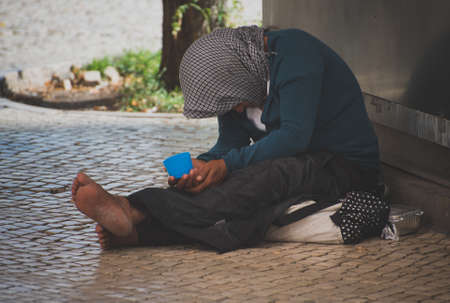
[334,191,390,244]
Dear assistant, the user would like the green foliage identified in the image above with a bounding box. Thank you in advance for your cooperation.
[84,57,113,77]
[222,0,244,28]
[114,50,160,78]
[83,50,184,113]
[172,0,210,38]
[171,0,243,38]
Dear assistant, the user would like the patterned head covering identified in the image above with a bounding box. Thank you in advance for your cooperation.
[179,26,269,119]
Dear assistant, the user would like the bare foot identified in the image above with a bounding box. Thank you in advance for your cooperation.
[95,224,139,249]
[72,172,134,237]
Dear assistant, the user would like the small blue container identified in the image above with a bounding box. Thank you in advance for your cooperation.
[163,152,193,179]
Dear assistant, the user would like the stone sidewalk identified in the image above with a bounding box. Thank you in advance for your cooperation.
[0,99,449,302]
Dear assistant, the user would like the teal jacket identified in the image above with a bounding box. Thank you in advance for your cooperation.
[198,29,380,172]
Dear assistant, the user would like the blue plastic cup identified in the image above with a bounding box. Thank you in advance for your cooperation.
[163,152,193,179]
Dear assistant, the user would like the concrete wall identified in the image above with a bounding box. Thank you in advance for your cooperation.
[263,0,450,120]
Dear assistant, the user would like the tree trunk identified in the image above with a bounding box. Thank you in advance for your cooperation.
[160,0,222,90]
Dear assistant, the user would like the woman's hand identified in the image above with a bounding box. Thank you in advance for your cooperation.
[186,159,228,194]
[168,159,206,190]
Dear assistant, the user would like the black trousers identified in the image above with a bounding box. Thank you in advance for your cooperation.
[128,152,379,252]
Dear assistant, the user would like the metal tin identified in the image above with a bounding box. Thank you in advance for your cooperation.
[389,204,424,236]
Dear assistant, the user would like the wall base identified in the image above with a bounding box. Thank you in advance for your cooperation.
[382,164,450,233]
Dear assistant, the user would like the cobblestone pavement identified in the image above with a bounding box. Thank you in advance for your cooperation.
[1,100,449,302]
[0,0,261,71]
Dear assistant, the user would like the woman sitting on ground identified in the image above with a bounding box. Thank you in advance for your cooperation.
[72,26,389,252]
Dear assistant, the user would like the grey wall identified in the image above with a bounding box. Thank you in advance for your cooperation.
[263,0,450,120]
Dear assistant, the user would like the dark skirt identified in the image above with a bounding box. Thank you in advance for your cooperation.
[128,152,380,252]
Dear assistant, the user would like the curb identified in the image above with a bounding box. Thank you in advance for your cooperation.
[0,64,123,110]
[0,66,189,120]
[0,97,185,119]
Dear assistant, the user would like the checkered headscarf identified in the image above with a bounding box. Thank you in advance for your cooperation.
[179,26,269,119]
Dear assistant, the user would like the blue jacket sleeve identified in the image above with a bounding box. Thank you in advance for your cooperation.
[197,112,251,162]
[222,54,324,172]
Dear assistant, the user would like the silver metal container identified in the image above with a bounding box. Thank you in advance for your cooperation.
[389,204,424,236]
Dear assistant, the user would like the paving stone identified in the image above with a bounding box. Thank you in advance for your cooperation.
[0,106,449,302]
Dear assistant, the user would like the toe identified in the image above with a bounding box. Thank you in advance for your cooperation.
[95,224,104,233]
[77,172,94,186]
[96,224,111,249]
[100,238,110,249]
[96,225,106,240]
[72,177,79,197]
